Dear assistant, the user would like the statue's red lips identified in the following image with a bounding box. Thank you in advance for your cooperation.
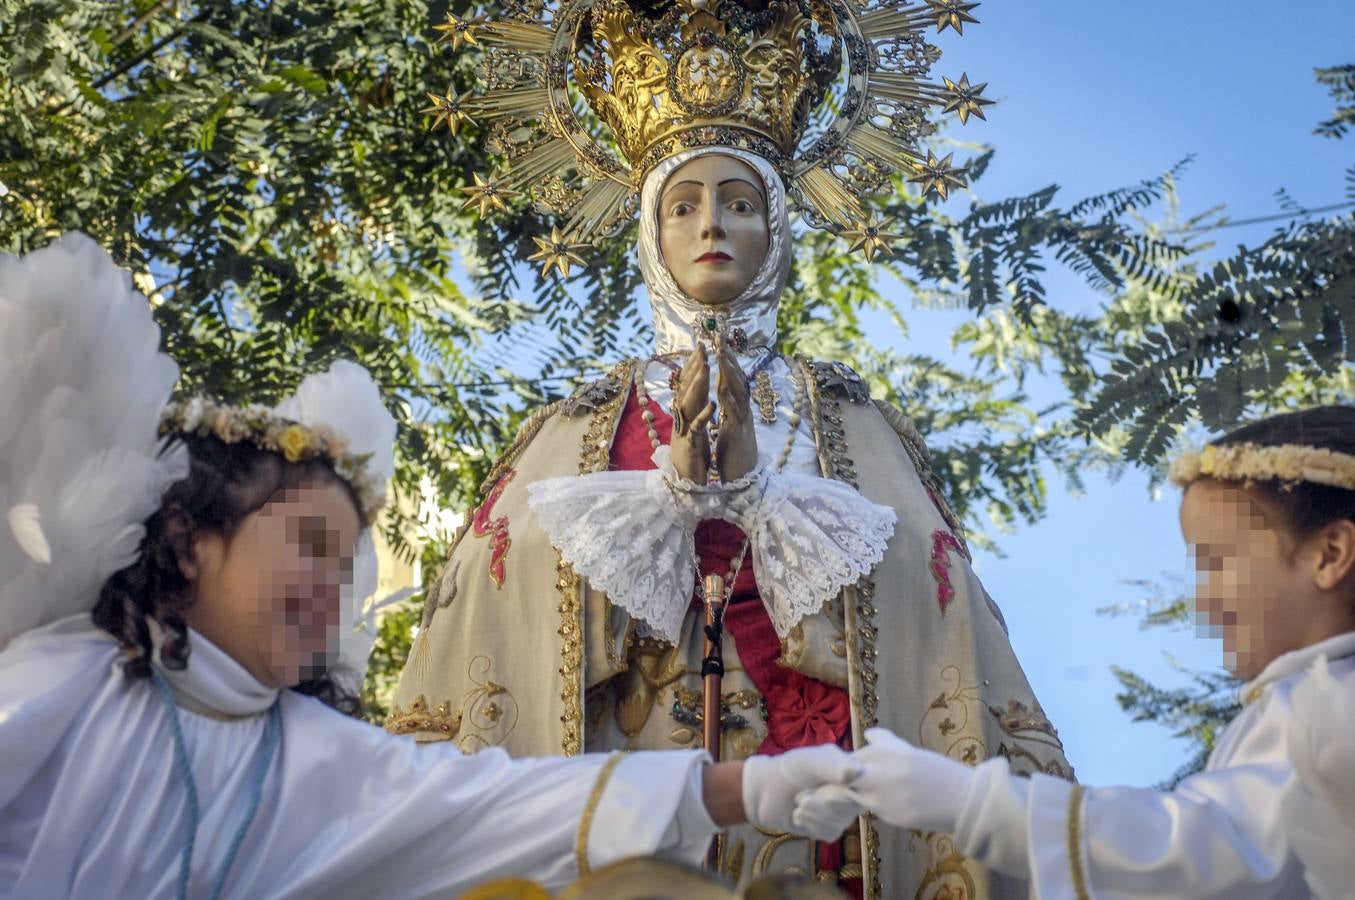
[695,251,732,263]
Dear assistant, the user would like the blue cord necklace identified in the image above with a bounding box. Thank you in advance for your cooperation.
[151,667,281,900]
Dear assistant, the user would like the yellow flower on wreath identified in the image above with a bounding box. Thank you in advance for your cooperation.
[279,424,310,463]
[1199,444,1218,475]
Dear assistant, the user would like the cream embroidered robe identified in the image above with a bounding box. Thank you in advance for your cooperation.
[389,358,1074,899]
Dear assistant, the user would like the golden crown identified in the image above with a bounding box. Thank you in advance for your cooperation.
[427,0,990,272]
[574,0,840,175]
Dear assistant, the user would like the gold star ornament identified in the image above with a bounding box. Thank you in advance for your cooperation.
[528,228,589,279]
[422,84,474,136]
[909,152,967,201]
[942,73,993,125]
[842,215,901,263]
[926,0,980,35]
[432,12,480,51]
[459,173,519,218]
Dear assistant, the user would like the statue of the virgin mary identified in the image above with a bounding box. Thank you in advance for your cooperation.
[394,2,1072,896]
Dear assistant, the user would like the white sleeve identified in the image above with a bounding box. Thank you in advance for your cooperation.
[586,752,716,870]
[948,750,1294,899]
[951,757,1033,878]
[1024,763,1292,899]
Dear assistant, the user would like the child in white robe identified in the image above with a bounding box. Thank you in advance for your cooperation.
[0,235,859,899]
[795,405,1355,899]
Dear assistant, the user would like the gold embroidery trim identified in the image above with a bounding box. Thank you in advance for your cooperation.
[1067,784,1091,900]
[557,555,585,755]
[558,359,635,755]
[384,694,462,738]
[576,751,626,877]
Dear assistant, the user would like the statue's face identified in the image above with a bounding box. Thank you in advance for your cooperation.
[657,154,769,306]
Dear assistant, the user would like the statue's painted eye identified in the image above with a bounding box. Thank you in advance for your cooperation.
[671,203,692,217]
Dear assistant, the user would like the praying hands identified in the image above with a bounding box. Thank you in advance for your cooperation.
[669,338,760,484]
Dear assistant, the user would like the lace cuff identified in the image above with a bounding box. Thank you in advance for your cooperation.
[526,462,697,643]
[751,471,895,637]
[526,447,897,643]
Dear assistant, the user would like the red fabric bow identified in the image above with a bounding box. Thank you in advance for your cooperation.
[764,676,852,752]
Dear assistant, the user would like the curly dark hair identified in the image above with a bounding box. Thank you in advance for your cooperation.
[92,433,364,716]
[1212,405,1355,546]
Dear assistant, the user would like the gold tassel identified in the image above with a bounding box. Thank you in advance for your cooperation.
[410,628,433,684]
[794,165,863,229]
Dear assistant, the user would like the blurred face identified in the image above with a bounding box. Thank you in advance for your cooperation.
[184,480,360,688]
[657,154,770,306]
[1179,480,1313,680]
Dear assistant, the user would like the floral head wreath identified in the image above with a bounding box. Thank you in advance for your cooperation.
[159,397,386,526]
[1169,442,1355,493]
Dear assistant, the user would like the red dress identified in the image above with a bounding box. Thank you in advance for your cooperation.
[609,387,861,894]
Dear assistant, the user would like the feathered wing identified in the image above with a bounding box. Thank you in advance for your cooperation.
[0,233,187,651]
[1282,655,1355,900]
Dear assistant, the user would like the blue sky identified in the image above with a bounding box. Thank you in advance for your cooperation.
[869,1,1355,786]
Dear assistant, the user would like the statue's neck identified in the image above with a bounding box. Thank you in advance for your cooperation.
[650,297,778,359]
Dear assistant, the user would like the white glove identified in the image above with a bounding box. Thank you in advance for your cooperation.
[742,745,863,840]
[791,782,864,839]
[794,728,974,833]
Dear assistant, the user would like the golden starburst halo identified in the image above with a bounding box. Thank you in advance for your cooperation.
[422,84,474,136]
[842,215,901,263]
[528,227,589,278]
[942,73,993,125]
[909,151,967,201]
[425,0,992,266]
[459,172,519,217]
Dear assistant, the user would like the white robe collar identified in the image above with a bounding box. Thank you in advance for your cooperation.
[1241,629,1355,703]
[152,624,279,718]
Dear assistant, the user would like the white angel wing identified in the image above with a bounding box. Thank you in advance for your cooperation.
[329,531,417,696]
[0,233,187,651]
[1283,655,1355,900]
